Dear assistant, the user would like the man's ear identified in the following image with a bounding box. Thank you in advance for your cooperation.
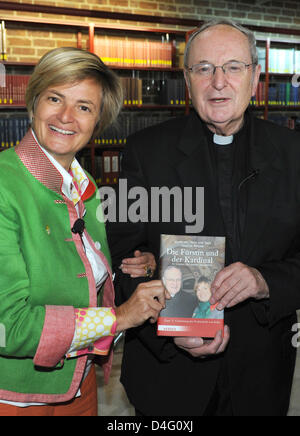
[251,63,261,97]
[184,70,192,99]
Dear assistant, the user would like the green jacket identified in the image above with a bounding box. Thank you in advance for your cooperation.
[0,130,114,403]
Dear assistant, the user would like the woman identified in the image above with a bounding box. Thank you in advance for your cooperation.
[0,47,163,416]
[193,277,223,320]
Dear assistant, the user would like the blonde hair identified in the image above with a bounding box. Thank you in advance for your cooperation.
[26,47,123,137]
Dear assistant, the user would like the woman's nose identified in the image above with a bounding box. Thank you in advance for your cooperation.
[57,104,75,123]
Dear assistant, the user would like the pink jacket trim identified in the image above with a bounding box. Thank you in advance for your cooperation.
[0,357,87,404]
[33,305,75,368]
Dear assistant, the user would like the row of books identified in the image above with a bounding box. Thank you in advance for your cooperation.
[0,117,30,149]
[258,46,300,74]
[96,151,121,186]
[78,149,122,186]
[0,75,31,106]
[250,81,300,107]
[2,73,299,110]
[269,48,300,74]
[268,114,300,131]
[93,111,173,146]
[121,77,143,106]
[0,74,186,108]
[88,112,174,185]
[1,104,298,153]
[121,77,186,106]
[95,36,173,69]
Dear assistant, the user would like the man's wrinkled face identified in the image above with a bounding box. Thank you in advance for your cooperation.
[184,25,261,135]
[163,268,182,296]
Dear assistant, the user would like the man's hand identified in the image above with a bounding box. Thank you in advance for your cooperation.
[120,250,156,278]
[115,280,170,334]
[174,326,230,358]
[210,262,270,311]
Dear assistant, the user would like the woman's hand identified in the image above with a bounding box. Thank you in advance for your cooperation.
[174,326,230,358]
[115,280,170,334]
[120,250,156,278]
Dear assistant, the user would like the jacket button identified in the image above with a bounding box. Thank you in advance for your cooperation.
[95,241,101,250]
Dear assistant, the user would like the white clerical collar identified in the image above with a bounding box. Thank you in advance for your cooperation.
[213,133,234,146]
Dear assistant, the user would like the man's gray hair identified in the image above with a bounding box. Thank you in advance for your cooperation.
[162,265,182,278]
[184,19,258,69]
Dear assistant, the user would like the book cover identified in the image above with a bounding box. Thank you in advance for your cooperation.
[157,234,225,338]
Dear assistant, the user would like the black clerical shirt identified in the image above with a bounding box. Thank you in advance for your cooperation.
[202,115,250,264]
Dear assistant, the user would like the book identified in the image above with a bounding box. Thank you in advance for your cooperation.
[0,75,31,106]
[157,234,225,338]
[1,22,7,62]
[102,150,112,185]
[0,116,30,150]
[94,36,173,69]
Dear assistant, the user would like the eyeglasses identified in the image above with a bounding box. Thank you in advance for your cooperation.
[165,278,181,284]
[186,61,257,77]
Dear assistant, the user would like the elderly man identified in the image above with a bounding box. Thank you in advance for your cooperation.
[108,19,300,416]
[161,266,198,317]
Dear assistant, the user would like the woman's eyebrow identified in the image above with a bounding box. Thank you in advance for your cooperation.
[47,90,96,107]
[77,99,96,107]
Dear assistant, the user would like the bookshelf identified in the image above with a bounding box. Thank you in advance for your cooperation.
[251,37,300,126]
[0,18,189,185]
[0,7,299,182]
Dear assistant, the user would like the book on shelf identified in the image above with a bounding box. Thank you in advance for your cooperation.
[0,75,31,106]
[0,22,3,62]
[157,234,225,338]
[296,51,300,74]
[0,73,186,109]
[269,47,299,74]
[102,150,112,185]
[0,21,7,61]
[256,46,299,75]
[93,111,173,146]
[126,76,186,106]
[250,81,300,107]
[0,117,30,149]
[159,77,186,106]
[121,77,143,106]
[110,151,120,185]
[94,36,173,69]
[176,41,186,69]
[94,154,103,185]
[268,114,299,130]
[257,46,266,73]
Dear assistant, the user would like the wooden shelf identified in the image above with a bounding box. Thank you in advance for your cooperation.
[111,66,183,73]
[1,2,300,36]
[1,61,184,73]
[1,7,299,181]
[90,143,125,150]
[1,61,36,68]
[2,15,187,37]
[0,104,187,111]
[123,104,186,110]
[261,72,299,78]
[251,105,300,111]
[0,105,27,109]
